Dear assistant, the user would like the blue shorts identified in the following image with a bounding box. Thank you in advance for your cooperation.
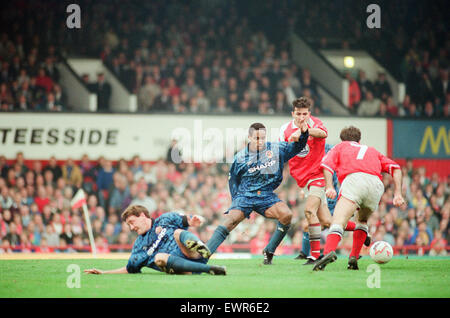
[327,197,337,215]
[227,192,282,219]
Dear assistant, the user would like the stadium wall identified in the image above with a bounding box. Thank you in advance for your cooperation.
[0,113,386,161]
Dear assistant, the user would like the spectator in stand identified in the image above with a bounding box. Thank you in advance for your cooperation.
[434,69,449,102]
[357,90,381,116]
[410,221,433,246]
[52,84,66,110]
[153,87,172,111]
[44,92,63,112]
[374,73,392,102]
[108,173,130,214]
[357,70,374,98]
[94,73,112,112]
[430,230,447,256]
[386,96,399,116]
[423,101,436,118]
[62,158,83,189]
[346,72,361,112]
[138,76,161,112]
[375,101,388,117]
[43,156,62,183]
[207,78,226,107]
[35,68,53,93]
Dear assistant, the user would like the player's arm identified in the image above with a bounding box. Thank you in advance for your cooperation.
[159,212,195,230]
[84,266,128,275]
[308,127,327,138]
[321,146,339,199]
[282,124,309,161]
[228,158,241,200]
[379,154,405,207]
[323,169,337,199]
[392,168,405,207]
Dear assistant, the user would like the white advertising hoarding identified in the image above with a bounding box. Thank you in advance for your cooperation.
[0,113,387,161]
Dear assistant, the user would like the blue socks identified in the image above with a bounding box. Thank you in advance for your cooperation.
[264,221,291,254]
[301,231,310,256]
[206,225,229,254]
[166,255,211,274]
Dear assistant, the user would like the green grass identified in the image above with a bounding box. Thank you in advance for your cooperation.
[1,257,449,298]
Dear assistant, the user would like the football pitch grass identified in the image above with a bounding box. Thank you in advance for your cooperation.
[1,256,449,298]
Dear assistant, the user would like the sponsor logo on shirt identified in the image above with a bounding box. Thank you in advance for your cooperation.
[147,227,167,256]
[296,144,310,158]
[248,160,276,173]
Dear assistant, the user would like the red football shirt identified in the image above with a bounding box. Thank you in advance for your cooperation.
[279,116,327,188]
[321,141,400,184]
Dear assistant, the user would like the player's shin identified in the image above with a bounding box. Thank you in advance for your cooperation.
[180,230,211,259]
[324,224,344,254]
[302,232,310,256]
[180,230,201,247]
[349,224,368,258]
[264,221,290,254]
[206,225,229,254]
[165,255,212,274]
[309,223,321,259]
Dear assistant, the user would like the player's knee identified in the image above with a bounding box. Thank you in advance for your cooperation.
[304,209,315,221]
[224,216,241,231]
[321,220,331,228]
[154,253,169,268]
[173,229,183,241]
[279,210,292,225]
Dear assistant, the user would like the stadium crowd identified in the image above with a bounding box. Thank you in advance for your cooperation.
[1,0,448,117]
[0,149,448,256]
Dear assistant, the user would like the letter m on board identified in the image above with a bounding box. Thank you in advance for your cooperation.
[419,126,450,156]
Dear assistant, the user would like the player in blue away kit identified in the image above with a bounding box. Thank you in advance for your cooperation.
[206,122,309,265]
[84,205,226,275]
[295,144,371,261]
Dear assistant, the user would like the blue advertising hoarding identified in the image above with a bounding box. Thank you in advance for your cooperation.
[392,120,450,159]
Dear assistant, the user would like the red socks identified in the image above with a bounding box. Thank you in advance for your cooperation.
[324,233,342,255]
[345,221,356,231]
[350,229,368,258]
[309,223,321,259]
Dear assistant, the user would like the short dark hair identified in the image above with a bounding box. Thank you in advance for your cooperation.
[340,126,361,142]
[121,205,150,222]
[292,96,312,111]
[248,122,266,136]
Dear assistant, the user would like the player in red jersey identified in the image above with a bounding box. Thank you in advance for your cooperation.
[313,126,405,271]
[280,97,358,264]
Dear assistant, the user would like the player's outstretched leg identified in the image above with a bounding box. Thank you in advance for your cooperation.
[206,210,245,254]
[179,230,211,259]
[263,202,292,265]
[155,253,226,275]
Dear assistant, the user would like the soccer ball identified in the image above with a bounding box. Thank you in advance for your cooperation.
[369,241,393,264]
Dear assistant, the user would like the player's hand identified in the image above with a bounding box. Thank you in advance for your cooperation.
[189,215,205,227]
[325,187,337,199]
[393,194,406,207]
[300,122,308,133]
[84,268,104,274]
[288,130,301,142]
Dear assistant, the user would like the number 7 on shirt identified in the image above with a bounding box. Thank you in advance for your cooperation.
[350,142,368,160]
